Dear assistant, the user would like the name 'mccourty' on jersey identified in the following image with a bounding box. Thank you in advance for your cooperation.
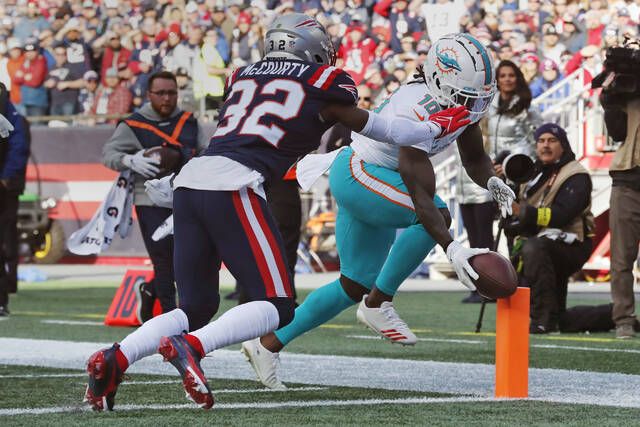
[203,58,358,183]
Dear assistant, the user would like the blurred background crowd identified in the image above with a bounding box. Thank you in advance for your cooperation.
[0,0,637,124]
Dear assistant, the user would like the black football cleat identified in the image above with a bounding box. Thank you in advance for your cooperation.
[135,281,156,323]
[158,334,214,409]
[84,343,124,411]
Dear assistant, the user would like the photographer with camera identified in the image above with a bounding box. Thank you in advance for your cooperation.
[596,40,640,339]
[506,124,594,334]
[457,60,540,303]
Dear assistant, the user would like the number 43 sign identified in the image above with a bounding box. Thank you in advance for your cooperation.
[104,270,161,327]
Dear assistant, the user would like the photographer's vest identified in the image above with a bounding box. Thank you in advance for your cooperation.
[520,160,595,242]
[122,110,198,171]
[610,98,640,172]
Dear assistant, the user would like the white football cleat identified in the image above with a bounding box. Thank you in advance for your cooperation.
[240,338,287,390]
[356,295,417,345]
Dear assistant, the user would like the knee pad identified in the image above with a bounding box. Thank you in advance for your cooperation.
[268,297,296,329]
[180,297,220,331]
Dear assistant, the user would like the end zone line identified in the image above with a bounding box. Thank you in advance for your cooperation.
[346,334,485,344]
[348,334,640,353]
[0,396,498,416]
[41,320,103,326]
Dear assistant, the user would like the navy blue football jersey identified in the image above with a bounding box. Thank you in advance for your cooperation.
[204,58,358,183]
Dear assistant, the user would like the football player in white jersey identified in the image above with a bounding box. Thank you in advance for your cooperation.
[241,33,516,389]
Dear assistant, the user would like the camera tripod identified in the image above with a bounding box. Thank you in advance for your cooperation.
[474,221,504,333]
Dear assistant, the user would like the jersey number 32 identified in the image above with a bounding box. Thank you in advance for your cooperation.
[213,79,306,147]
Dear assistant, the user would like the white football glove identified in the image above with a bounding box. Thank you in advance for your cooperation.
[144,173,174,208]
[487,176,516,218]
[122,149,160,178]
[152,214,174,241]
[0,113,14,138]
[446,240,489,291]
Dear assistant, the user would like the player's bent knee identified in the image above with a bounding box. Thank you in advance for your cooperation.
[339,275,369,303]
[181,298,220,331]
[269,297,296,329]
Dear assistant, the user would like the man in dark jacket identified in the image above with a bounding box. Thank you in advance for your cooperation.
[102,71,209,322]
[0,83,30,316]
[508,123,593,334]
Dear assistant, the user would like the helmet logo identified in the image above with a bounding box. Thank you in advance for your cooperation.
[435,47,462,74]
[295,19,320,28]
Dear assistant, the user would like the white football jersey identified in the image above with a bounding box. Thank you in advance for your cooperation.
[350,82,484,170]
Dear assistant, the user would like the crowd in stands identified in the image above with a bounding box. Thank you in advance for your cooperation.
[0,0,637,124]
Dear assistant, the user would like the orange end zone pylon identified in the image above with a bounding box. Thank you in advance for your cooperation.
[105,270,160,327]
[495,287,530,398]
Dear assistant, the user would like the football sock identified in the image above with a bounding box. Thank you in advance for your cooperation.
[375,224,437,296]
[119,308,189,366]
[190,301,279,355]
[274,279,354,346]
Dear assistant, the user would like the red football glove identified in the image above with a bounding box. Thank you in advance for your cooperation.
[428,105,471,137]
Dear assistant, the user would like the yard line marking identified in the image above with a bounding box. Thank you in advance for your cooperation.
[41,320,103,326]
[3,337,640,408]
[0,396,498,416]
[350,334,640,354]
[542,336,618,343]
[14,311,104,319]
[0,373,86,379]
[532,344,640,354]
[120,380,328,394]
[347,335,485,345]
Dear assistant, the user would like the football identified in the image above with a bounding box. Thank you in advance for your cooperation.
[470,251,518,299]
[143,146,182,177]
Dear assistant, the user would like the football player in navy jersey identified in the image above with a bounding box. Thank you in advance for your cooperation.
[83,14,472,411]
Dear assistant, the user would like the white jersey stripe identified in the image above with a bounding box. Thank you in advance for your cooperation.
[349,155,415,211]
[238,188,287,297]
[312,66,337,89]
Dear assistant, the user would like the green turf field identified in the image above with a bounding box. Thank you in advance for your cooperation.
[1,278,639,425]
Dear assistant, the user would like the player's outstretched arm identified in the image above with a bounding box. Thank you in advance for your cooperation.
[322,104,469,147]
[458,123,515,217]
[399,146,487,290]
[398,146,454,249]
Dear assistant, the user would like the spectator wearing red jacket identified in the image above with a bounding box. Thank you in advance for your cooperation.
[91,68,132,124]
[100,32,131,86]
[12,38,48,119]
[337,22,377,85]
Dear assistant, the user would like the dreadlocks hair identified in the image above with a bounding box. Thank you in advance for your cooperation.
[413,64,427,83]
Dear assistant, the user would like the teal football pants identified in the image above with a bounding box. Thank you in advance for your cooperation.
[274,147,445,345]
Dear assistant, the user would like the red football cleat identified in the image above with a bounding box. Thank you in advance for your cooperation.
[84,343,125,411]
[158,334,214,409]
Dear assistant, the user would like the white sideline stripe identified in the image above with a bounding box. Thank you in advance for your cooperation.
[532,344,640,354]
[348,335,485,345]
[3,338,640,409]
[42,320,103,326]
[0,396,497,416]
[350,334,640,352]
[239,188,287,297]
[28,181,114,202]
[0,373,87,378]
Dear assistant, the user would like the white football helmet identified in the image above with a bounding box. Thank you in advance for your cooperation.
[264,13,336,65]
[423,33,496,121]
